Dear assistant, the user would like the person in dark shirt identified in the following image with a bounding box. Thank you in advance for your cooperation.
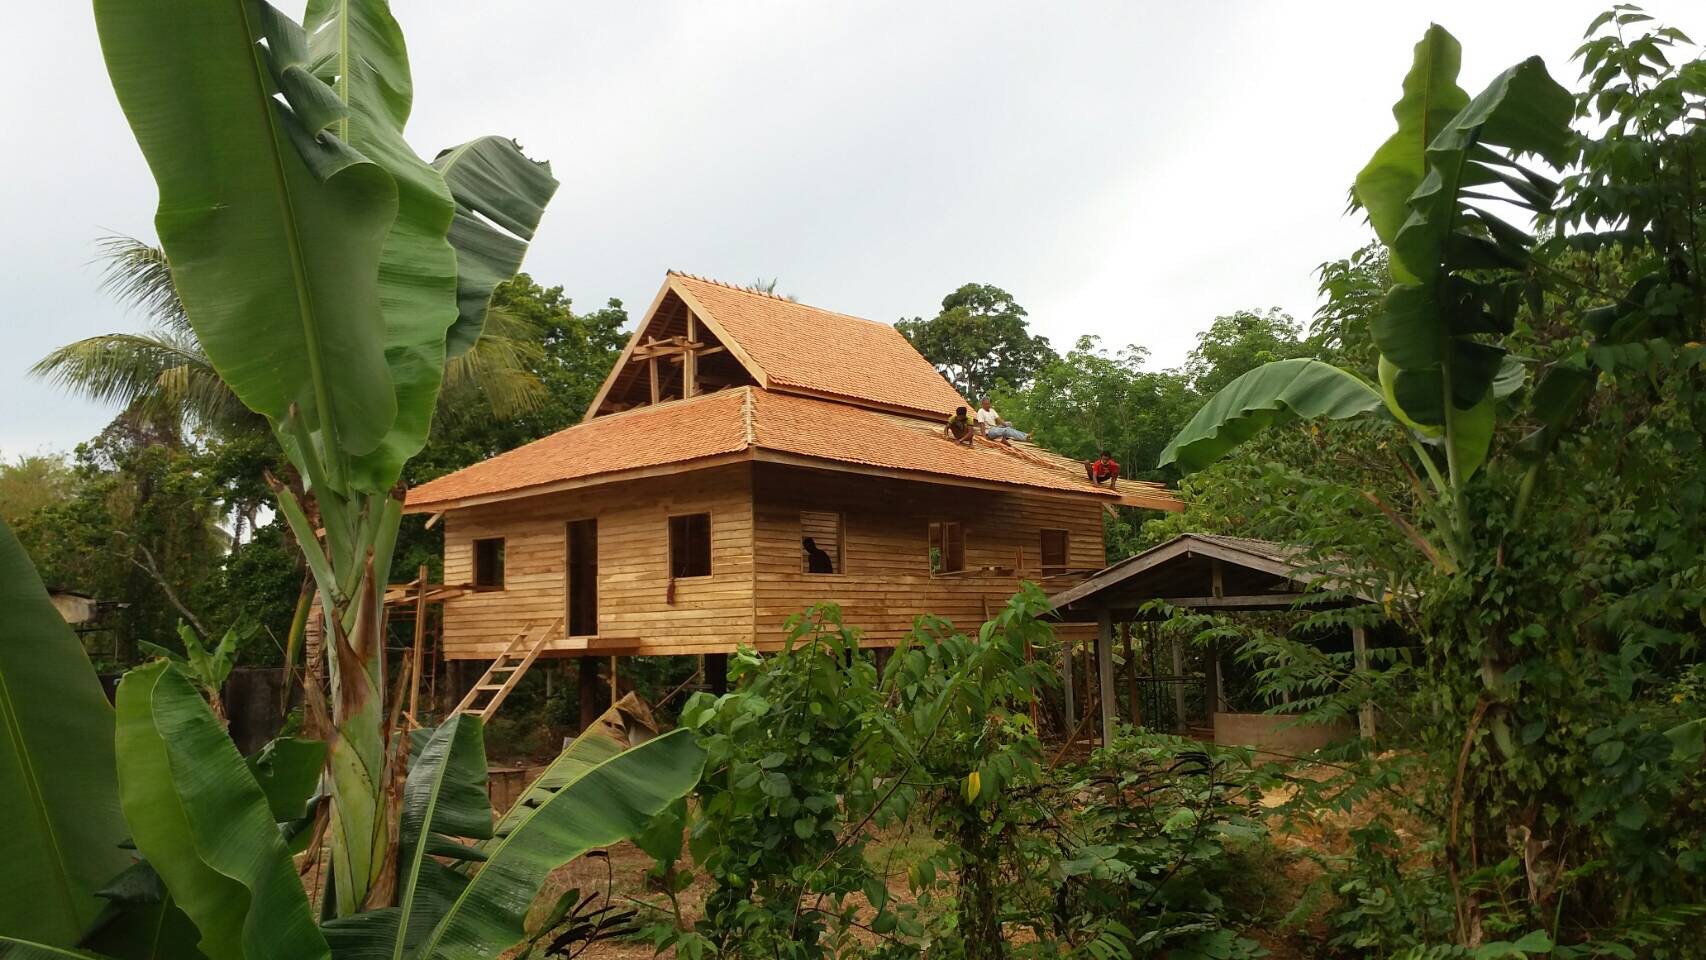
[803,537,835,573]
[944,406,975,446]
[1086,450,1121,489]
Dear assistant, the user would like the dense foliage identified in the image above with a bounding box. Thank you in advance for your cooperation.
[1148,9,1706,956]
[640,590,1275,960]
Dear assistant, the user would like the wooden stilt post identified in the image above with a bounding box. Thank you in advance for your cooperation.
[408,564,427,724]
[1096,610,1117,746]
[1352,625,1376,741]
[1170,634,1187,732]
[609,655,619,709]
[706,653,729,696]
[577,657,601,730]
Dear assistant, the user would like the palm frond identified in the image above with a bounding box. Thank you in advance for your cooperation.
[31,331,247,433]
[441,305,547,418]
[93,235,190,335]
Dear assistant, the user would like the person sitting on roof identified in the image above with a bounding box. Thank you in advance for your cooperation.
[1085,450,1121,489]
[803,537,835,574]
[944,406,975,446]
[974,397,1028,443]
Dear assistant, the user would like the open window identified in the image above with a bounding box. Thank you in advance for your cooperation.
[1040,528,1069,574]
[928,521,965,575]
[801,511,844,574]
[669,513,712,578]
[473,537,505,590]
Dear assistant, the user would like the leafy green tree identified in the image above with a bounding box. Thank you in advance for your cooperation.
[14,417,228,665]
[1181,308,1309,397]
[1308,242,1391,373]
[1157,16,1706,948]
[897,283,1055,398]
[0,453,78,524]
[994,337,1193,481]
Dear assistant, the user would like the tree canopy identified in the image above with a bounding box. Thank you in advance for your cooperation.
[896,282,1056,398]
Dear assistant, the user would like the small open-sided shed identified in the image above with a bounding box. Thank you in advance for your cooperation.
[1047,533,1377,748]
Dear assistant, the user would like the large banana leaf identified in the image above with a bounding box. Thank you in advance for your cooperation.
[1358,37,1572,476]
[490,693,655,840]
[92,0,401,475]
[301,0,461,494]
[1158,359,1385,472]
[115,662,329,960]
[1353,24,1469,282]
[0,519,129,946]
[433,137,560,358]
[389,714,491,958]
[413,728,705,960]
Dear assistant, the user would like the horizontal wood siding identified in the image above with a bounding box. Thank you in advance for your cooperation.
[440,464,755,659]
[438,460,1105,659]
[752,463,1104,650]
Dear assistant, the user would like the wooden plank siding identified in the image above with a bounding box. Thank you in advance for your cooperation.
[441,463,756,659]
[438,460,1106,660]
[751,463,1104,650]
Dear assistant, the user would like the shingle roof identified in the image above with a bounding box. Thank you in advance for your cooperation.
[405,387,1176,511]
[669,273,967,418]
[406,389,751,508]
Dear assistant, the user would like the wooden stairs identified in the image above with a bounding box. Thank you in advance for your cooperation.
[453,618,562,722]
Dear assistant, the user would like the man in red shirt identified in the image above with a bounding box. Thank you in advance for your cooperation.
[1085,450,1120,489]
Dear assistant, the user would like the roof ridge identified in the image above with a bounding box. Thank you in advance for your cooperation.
[667,270,895,329]
[667,270,795,304]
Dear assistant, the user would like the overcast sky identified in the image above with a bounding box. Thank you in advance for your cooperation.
[3,0,1687,454]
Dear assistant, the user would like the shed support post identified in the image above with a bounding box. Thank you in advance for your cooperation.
[1352,625,1376,741]
[609,655,619,709]
[1060,632,1077,735]
[1123,622,1140,729]
[1170,635,1187,732]
[1096,610,1117,746]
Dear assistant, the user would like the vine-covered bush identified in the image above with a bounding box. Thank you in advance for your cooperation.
[640,590,1277,960]
[1043,729,1270,960]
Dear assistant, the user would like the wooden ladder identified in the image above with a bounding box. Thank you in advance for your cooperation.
[453,618,562,722]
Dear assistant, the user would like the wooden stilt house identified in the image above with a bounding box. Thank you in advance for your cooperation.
[404,272,1180,685]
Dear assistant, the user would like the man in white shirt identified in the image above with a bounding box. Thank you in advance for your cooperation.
[974,398,1028,442]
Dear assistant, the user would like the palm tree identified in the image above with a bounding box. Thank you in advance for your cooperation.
[35,235,547,439]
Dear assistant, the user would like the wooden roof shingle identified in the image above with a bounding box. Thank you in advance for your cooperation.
[405,387,1179,512]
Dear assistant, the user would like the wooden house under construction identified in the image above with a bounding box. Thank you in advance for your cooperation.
[404,272,1179,703]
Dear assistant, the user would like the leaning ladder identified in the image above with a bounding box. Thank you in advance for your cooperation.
[453,618,563,722]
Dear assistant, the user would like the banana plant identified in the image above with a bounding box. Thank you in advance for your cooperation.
[91,0,556,914]
[0,520,130,947]
[0,515,705,958]
[1158,24,1574,569]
